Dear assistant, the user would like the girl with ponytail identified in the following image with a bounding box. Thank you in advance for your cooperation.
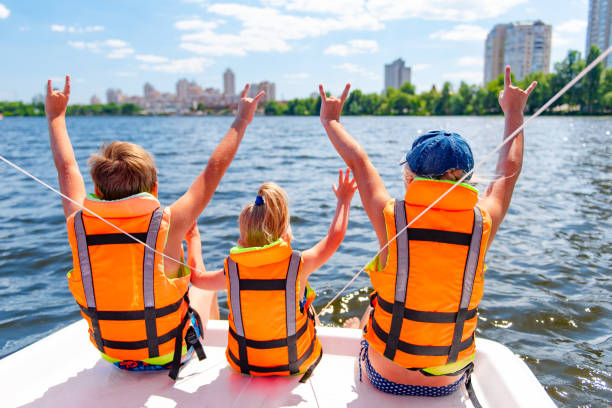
[193,170,356,377]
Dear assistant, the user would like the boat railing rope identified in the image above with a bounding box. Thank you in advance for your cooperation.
[315,45,612,318]
[0,45,610,310]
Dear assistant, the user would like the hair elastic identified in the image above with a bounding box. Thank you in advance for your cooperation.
[254,195,264,205]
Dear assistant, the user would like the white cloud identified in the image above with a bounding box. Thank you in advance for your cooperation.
[457,56,483,67]
[333,63,380,80]
[177,5,382,57]
[557,19,587,34]
[105,39,129,48]
[429,24,488,41]
[283,72,311,79]
[68,38,133,59]
[140,57,213,74]
[106,48,134,59]
[0,3,9,19]
[266,0,524,22]
[68,41,99,51]
[174,19,222,31]
[135,54,169,63]
[324,39,378,56]
[412,63,431,71]
[181,42,249,56]
[264,0,366,15]
[51,24,104,33]
[442,70,482,83]
[367,0,528,22]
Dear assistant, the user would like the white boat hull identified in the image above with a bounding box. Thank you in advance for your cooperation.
[1,319,555,407]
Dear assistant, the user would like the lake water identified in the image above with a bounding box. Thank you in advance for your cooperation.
[0,116,610,406]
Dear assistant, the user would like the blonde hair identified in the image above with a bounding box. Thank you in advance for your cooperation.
[239,182,289,247]
[88,141,157,200]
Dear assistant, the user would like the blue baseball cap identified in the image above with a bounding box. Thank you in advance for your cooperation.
[400,130,474,179]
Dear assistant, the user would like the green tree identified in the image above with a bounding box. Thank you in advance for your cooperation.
[120,103,140,115]
[583,45,603,113]
[552,50,585,108]
[399,82,416,95]
[264,100,287,115]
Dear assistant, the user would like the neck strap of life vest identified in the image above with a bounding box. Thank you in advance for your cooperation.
[226,251,319,376]
[73,208,205,379]
[377,200,483,364]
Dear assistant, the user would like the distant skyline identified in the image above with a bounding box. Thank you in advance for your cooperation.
[0,0,590,103]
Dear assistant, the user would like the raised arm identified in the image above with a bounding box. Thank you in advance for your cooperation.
[45,75,86,219]
[168,84,264,243]
[480,66,536,246]
[319,84,391,248]
[183,223,226,291]
[301,168,357,279]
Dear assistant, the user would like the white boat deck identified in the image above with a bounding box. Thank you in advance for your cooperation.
[1,319,555,407]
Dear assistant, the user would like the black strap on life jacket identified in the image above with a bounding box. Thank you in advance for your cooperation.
[378,200,483,363]
[227,251,321,377]
[464,363,483,408]
[73,208,205,380]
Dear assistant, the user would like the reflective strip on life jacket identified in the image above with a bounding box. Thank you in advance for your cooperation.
[73,208,187,360]
[381,200,483,364]
[227,251,316,375]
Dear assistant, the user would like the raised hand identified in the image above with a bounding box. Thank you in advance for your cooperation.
[45,75,71,120]
[332,168,357,203]
[235,83,265,125]
[498,66,537,114]
[319,83,350,124]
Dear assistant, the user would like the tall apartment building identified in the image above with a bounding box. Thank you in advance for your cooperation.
[223,69,236,96]
[483,21,552,84]
[384,58,411,90]
[586,0,612,67]
[247,81,276,104]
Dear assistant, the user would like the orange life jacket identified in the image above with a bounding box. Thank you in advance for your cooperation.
[363,179,491,369]
[224,239,322,379]
[66,193,205,379]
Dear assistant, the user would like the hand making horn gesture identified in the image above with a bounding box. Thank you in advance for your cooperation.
[45,75,71,120]
[236,83,265,125]
[319,83,351,124]
[498,66,537,114]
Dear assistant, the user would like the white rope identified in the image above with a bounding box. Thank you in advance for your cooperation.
[0,46,610,305]
[316,45,612,318]
[0,155,205,274]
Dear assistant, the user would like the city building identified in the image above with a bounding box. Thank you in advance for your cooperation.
[143,83,160,100]
[106,88,126,104]
[483,21,552,84]
[176,79,202,102]
[247,81,276,104]
[586,0,612,67]
[90,95,102,105]
[384,58,411,90]
[224,69,235,96]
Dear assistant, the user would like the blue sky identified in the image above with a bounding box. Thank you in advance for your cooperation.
[0,0,590,103]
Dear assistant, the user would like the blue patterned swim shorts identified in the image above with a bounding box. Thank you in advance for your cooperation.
[359,340,467,397]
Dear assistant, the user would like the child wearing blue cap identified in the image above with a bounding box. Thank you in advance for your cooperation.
[319,66,536,397]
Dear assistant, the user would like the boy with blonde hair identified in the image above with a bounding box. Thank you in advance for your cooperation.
[46,75,264,379]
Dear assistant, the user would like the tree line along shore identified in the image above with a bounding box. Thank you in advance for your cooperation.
[2,48,612,118]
